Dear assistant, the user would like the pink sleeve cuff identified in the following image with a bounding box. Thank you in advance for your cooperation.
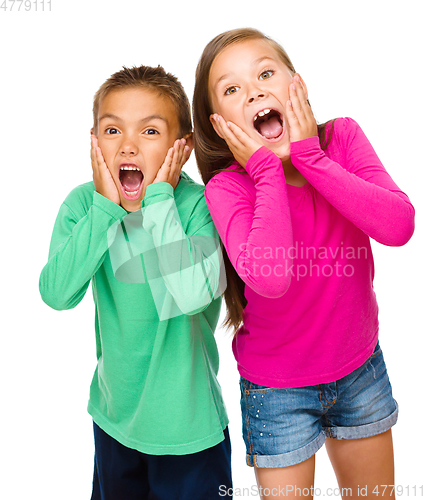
[245,146,282,181]
[290,136,321,155]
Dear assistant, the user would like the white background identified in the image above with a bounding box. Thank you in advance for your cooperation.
[1,0,425,498]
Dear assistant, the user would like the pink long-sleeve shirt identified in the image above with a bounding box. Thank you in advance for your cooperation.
[205,117,415,388]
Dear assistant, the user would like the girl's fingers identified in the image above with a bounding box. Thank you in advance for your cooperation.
[289,80,307,123]
[211,114,262,167]
[284,99,300,134]
[290,76,315,125]
[227,121,263,158]
[286,76,318,142]
[212,114,242,149]
[226,120,253,147]
[218,115,257,156]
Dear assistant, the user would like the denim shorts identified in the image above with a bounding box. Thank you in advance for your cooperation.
[240,342,398,468]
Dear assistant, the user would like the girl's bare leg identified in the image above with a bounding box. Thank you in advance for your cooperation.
[325,429,395,499]
[254,454,316,499]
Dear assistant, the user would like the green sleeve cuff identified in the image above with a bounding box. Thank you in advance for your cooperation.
[142,182,174,207]
[93,191,127,220]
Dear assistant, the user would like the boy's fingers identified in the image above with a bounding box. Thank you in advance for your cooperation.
[90,141,96,167]
[183,145,191,163]
[91,137,99,173]
[173,139,183,162]
[155,147,174,183]
[96,145,106,167]
[170,140,185,181]
[91,136,108,175]
[177,140,187,166]
[162,147,174,172]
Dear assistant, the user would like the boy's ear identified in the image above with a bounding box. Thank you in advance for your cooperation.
[183,132,194,151]
[182,132,194,165]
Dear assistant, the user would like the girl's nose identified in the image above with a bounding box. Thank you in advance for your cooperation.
[248,89,266,104]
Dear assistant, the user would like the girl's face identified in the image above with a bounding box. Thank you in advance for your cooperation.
[209,39,299,162]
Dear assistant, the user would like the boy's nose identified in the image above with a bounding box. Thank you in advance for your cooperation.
[120,139,138,156]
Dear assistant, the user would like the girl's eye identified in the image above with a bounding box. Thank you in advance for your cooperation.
[259,70,273,80]
[225,86,240,95]
[144,129,159,135]
[105,127,120,134]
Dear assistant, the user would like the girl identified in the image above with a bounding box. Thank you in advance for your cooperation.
[193,28,415,499]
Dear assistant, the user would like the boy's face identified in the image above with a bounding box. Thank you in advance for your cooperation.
[94,87,180,212]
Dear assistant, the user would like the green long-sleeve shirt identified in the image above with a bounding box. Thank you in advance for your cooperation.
[39,172,228,455]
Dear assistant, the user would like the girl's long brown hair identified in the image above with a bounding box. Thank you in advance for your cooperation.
[193,28,335,334]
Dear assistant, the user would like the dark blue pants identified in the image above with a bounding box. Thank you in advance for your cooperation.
[91,422,232,500]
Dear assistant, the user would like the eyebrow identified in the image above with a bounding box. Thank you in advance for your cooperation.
[98,113,168,124]
[253,56,275,66]
[213,56,276,89]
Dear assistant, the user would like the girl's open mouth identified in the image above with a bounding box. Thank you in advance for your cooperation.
[119,164,144,200]
[253,108,285,142]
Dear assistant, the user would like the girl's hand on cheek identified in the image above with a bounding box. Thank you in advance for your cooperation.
[210,114,262,168]
[91,135,121,205]
[285,75,318,143]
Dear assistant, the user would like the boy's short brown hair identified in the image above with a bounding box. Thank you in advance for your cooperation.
[93,65,192,137]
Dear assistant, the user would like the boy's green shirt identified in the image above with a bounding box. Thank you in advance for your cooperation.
[39,172,228,455]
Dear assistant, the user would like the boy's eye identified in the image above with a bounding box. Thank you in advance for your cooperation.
[105,127,120,135]
[144,129,159,135]
[259,70,273,80]
[225,86,240,95]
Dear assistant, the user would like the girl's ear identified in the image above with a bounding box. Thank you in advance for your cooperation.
[209,114,225,140]
[294,73,308,99]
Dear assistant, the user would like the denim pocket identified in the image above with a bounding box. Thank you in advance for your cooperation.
[369,342,382,360]
[240,376,279,395]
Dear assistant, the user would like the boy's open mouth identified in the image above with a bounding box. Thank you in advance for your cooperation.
[253,108,284,141]
[119,164,144,200]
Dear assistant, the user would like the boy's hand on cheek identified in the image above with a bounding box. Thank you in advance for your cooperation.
[210,114,262,168]
[91,135,121,205]
[284,75,318,143]
[153,138,191,189]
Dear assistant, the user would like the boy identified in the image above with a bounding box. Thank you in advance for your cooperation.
[39,65,231,499]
